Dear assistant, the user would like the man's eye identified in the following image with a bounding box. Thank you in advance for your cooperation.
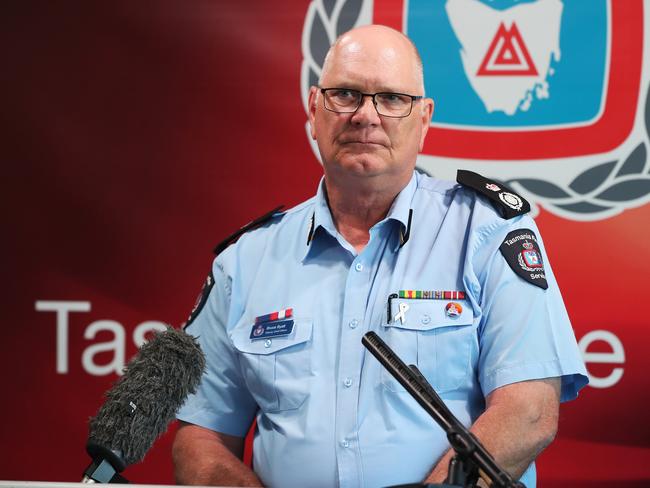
[332,90,356,100]
[378,93,404,104]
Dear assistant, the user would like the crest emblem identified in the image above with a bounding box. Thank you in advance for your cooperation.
[521,249,543,268]
[520,241,543,269]
[499,191,523,211]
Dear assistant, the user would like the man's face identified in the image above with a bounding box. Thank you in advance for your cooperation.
[308,32,433,187]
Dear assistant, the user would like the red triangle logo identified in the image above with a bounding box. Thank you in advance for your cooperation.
[477,22,538,76]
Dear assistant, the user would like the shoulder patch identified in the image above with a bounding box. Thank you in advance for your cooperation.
[213,205,285,256]
[499,229,548,289]
[183,270,215,329]
[457,170,530,219]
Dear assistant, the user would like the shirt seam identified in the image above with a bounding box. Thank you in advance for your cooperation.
[483,357,568,380]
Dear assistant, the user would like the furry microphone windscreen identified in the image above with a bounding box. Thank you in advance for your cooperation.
[87,326,206,466]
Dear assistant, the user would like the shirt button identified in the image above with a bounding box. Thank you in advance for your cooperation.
[355,262,363,272]
[421,314,431,325]
[343,377,353,387]
[349,319,359,329]
[264,339,272,348]
[340,440,350,448]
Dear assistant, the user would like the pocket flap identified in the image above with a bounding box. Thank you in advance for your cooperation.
[386,298,473,331]
[231,318,313,355]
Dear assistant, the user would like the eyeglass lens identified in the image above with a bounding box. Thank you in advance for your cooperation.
[324,89,414,117]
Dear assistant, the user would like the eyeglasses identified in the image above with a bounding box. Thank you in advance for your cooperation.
[319,87,423,118]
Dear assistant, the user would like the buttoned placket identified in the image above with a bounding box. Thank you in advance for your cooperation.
[334,223,393,487]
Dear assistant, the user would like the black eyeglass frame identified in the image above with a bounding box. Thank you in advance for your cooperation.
[319,87,424,118]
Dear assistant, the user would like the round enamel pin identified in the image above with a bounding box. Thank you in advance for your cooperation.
[445,302,462,318]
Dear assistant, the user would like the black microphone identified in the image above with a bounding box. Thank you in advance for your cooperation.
[82,326,205,483]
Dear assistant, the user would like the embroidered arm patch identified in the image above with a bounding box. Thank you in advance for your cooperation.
[499,229,548,289]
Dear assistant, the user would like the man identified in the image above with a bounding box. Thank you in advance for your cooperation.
[173,25,587,487]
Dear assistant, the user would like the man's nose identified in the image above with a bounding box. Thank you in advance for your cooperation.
[351,95,381,125]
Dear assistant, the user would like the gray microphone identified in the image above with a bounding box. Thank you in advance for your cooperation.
[82,326,205,483]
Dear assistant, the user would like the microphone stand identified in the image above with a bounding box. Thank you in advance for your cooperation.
[362,332,525,488]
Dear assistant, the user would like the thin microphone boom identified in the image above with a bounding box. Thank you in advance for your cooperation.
[362,331,524,488]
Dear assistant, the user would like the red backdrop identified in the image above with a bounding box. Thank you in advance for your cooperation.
[2,1,649,487]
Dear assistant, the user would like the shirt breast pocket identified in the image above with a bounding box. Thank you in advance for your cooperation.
[381,299,475,395]
[231,318,313,413]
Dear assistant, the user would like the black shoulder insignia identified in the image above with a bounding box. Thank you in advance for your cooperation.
[457,170,530,219]
[213,205,285,256]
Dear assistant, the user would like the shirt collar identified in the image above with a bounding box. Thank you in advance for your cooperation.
[303,172,418,259]
[313,177,338,238]
[384,171,417,244]
[301,178,336,262]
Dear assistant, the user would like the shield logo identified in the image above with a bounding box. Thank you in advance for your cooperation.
[372,0,643,160]
[521,249,543,268]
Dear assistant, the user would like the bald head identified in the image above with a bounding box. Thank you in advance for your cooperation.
[319,25,425,95]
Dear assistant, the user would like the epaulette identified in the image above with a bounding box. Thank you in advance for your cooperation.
[213,205,285,256]
[456,170,530,220]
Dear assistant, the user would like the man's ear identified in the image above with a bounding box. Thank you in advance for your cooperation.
[308,86,319,140]
[419,98,434,151]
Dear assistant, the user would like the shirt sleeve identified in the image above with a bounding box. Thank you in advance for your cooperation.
[176,257,258,437]
[471,215,589,402]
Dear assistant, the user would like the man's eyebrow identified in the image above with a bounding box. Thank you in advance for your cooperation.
[326,85,411,93]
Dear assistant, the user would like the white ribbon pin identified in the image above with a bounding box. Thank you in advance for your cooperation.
[394,302,410,324]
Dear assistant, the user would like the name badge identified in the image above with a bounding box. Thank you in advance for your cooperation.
[250,319,294,340]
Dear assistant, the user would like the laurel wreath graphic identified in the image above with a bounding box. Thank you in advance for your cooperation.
[301,0,365,110]
[302,0,650,220]
[503,85,650,218]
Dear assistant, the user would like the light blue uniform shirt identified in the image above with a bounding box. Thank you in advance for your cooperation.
[178,171,588,488]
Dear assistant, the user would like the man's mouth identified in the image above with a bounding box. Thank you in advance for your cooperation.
[341,139,386,147]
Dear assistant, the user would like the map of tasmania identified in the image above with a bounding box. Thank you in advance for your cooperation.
[446,0,563,115]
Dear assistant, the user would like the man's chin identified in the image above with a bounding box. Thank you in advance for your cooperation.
[330,150,389,172]
[339,158,390,177]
